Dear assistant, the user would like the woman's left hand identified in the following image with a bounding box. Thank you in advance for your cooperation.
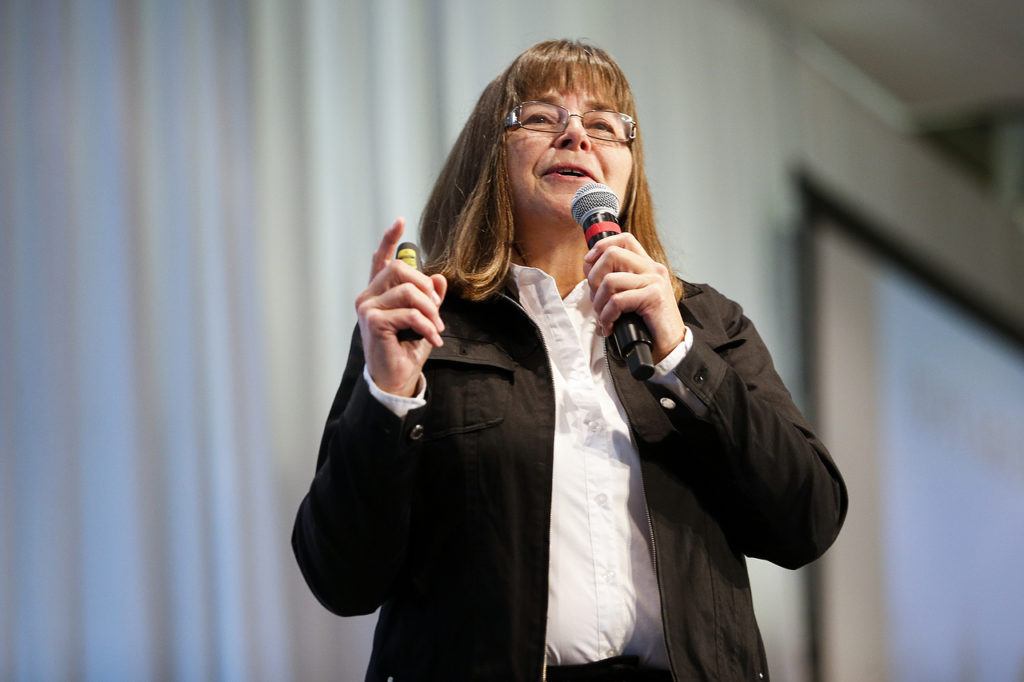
[583,232,687,364]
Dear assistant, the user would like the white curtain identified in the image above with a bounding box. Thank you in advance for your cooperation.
[2,0,817,679]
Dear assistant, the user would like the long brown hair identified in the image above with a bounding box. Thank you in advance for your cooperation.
[420,39,681,301]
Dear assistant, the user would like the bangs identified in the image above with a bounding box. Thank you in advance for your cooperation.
[507,41,634,116]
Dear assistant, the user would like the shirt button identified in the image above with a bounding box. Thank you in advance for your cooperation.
[605,648,616,658]
[659,397,676,410]
[605,570,616,584]
[595,493,608,506]
[588,420,601,432]
[409,424,424,440]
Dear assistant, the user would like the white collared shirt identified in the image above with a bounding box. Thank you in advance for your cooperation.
[365,265,696,668]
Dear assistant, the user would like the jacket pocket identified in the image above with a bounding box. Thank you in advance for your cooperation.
[418,337,516,442]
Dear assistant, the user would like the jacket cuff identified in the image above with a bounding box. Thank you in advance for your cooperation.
[648,329,707,417]
[342,373,428,456]
[671,335,729,413]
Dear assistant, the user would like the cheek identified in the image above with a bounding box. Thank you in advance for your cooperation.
[505,147,538,216]
[506,137,535,171]
[610,155,633,197]
[504,150,522,193]
[506,146,532,189]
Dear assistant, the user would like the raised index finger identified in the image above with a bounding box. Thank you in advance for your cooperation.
[369,217,406,283]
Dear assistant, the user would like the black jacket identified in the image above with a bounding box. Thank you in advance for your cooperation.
[292,281,847,681]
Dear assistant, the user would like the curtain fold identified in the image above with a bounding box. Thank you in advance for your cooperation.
[2,1,822,679]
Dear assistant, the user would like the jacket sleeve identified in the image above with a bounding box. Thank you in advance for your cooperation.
[669,285,848,569]
[291,327,422,615]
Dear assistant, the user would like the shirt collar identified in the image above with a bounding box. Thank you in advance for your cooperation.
[510,263,588,303]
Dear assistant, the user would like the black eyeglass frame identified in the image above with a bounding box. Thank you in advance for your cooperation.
[504,101,637,143]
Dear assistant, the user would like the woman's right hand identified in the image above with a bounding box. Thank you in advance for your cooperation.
[356,218,447,398]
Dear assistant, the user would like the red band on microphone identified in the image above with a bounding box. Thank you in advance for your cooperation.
[585,221,621,243]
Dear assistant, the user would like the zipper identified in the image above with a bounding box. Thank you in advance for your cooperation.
[604,337,678,680]
[499,292,556,682]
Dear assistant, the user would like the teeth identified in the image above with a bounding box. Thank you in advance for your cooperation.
[557,169,583,176]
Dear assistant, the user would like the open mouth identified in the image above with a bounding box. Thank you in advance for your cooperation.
[547,166,592,180]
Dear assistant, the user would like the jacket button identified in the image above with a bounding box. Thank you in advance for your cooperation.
[693,369,706,384]
[409,424,424,440]
[659,397,676,410]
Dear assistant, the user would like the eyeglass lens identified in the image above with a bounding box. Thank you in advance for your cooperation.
[517,102,632,141]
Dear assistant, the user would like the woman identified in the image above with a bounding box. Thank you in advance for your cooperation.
[293,40,847,681]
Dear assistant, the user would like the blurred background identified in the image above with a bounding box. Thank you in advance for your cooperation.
[2,0,1022,680]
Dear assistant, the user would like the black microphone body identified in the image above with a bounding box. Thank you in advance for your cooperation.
[580,210,621,249]
[396,241,425,342]
[572,185,655,380]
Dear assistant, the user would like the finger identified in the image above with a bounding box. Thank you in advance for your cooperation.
[597,287,652,330]
[369,307,443,347]
[392,308,444,347]
[586,245,654,290]
[591,271,652,317]
[358,290,442,340]
[369,217,406,283]
[369,282,445,332]
[592,273,658,332]
[364,258,440,304]
[584,232,648,264]
[430,274,448,303]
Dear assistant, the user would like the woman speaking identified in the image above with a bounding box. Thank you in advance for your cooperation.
[292,39,847,682]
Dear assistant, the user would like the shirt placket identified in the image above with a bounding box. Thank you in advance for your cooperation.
[524,270,640,663]
[561,288,623,660]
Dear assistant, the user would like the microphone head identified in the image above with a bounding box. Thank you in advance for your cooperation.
[571,183,619,226]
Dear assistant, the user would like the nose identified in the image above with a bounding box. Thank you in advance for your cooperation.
[556,114,592,151]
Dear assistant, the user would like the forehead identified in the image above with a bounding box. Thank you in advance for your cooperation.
[513,60,629,112]
[530,90,616,111]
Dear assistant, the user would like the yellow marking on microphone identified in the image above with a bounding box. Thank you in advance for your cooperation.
[396,242,420,271]
[396,248,418,269]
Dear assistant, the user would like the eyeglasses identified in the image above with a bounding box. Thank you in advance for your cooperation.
[504,101,637,143]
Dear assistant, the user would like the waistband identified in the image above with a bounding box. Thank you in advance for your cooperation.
[546,655,673,682]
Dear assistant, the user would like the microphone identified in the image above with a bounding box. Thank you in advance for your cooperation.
[571,183,655,380]
[395,241,424,342]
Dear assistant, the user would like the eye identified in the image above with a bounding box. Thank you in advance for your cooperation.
[585,112,623,136]
[524,113,554,125]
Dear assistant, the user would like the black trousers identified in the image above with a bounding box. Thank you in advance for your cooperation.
[547,656,673,682]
